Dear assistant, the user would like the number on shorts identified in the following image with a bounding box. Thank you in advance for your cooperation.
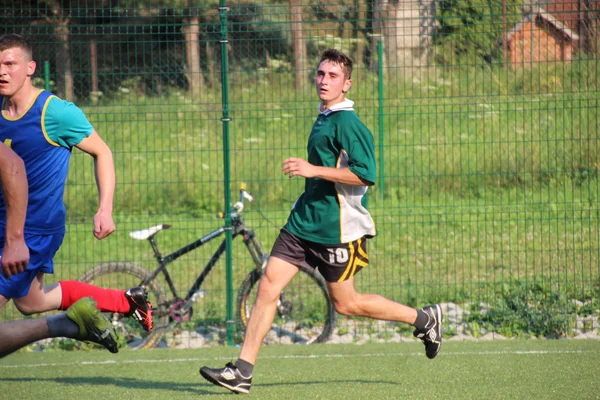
[327,248,349,264]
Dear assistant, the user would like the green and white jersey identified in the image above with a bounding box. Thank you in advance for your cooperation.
[285,99,377,244]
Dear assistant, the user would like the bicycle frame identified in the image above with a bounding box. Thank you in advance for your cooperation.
[82,188,335,347]
[140,213,268,315]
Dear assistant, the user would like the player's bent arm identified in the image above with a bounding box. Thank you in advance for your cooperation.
[312,166,373,186]
[75,131,116,239]
[283,157,373,186]
[75,130,115,214]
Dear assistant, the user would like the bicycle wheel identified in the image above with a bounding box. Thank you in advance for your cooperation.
[78,262,169,350]
[237,265,336,344]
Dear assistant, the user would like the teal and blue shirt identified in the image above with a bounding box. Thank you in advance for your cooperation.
[0,90,93,235]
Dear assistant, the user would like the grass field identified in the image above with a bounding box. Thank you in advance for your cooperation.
[1,340,599,400]
[1,59,594,334]
[1,198,598,337]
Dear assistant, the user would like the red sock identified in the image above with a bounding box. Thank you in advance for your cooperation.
[59,280,131,314]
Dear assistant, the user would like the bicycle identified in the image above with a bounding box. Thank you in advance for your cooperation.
[78,185,336,350]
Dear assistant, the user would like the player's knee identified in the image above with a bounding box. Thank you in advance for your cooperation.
[333,300,361,316]
[256,276,282,302]
[14,302,40,316]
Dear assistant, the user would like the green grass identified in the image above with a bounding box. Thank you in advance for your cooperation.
[52,60,600,305]
[65,59,600,215]
[1,188,597,336]
[3,60,599,337]
[1,340,599,399]
[53,60,600,314]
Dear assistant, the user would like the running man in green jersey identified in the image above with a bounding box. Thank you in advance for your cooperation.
[200,49,443,394]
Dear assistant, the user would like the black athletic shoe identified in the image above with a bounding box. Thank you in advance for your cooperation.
[125,286,153,331]
[200,362,252,394]
[413,304,443,359]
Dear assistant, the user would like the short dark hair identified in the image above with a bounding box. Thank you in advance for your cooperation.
[318,48,353,79]
[0,34,33,60]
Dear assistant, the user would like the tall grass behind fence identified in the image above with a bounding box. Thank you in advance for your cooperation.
[0,0,599,343]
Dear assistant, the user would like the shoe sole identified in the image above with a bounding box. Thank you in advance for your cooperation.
[427,304,443,359]
[200,369,250,394]
[132,305,153,332]
[84,316,118,354]
[90,329,119,354]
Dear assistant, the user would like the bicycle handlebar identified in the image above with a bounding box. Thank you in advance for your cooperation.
[217,185,253,218]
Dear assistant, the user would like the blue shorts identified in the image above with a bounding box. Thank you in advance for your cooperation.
[0,232,65,299]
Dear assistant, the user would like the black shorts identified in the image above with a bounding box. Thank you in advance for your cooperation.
[270,228,369,283]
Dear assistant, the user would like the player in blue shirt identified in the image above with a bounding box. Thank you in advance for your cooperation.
[0,142,28,276]
[0,143,118,358]
[0,34,152,332]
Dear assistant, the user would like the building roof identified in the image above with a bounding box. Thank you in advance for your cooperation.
[504,6,579,42]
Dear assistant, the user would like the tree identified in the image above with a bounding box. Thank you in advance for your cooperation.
[183,4,203,98]
[370,0,398,73]
[48,1,73,101]
[290,0,307,91]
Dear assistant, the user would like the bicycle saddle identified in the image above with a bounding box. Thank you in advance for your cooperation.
[129,224,172,240]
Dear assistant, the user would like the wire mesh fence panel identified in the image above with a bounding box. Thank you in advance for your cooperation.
[0,0,598,349]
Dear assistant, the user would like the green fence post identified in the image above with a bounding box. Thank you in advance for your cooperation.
[44,60,50,91]
[377,39,385,200]
[219,0,234,346]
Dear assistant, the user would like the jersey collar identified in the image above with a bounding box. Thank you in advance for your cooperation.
[318,99,355,116]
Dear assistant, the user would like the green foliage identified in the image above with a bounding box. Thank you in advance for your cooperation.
[336,323,349,336]
[465,280,591,338]
[307,34,364,61]
[112,0,190,9]
[24,337,113,353]
[434,0,523,64]
[66,60,600,215]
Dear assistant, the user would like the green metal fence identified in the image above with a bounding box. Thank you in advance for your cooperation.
[1,0,599,347]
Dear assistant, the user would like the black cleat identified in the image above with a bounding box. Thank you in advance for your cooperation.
[200,362,252,394]
[125,286,153,331]
[413,304,443,359]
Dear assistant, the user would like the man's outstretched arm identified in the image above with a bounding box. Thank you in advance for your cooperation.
[0,143,29,277]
